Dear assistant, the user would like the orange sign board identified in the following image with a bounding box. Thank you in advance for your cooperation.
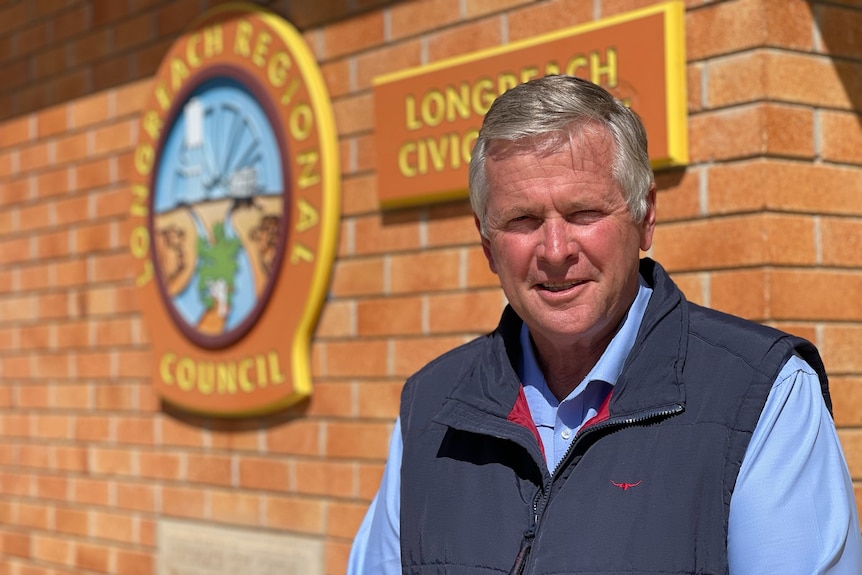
[128,3,340,416]
[373,1,687,208]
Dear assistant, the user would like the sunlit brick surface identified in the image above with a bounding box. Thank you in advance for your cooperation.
[1,1,861,574]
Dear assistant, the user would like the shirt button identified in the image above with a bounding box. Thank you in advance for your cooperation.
[561,429,571,440]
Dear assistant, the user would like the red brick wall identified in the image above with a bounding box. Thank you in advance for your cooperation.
[0,1,860,574]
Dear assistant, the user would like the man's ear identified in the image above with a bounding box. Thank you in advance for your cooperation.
[639,184,657,252]
[475,214,497,275]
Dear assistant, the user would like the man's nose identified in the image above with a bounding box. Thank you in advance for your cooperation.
[536,220,576,265]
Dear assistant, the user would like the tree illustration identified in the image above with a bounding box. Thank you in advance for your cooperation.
[197,222,242,318]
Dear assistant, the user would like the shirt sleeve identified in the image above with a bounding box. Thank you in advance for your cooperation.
[347,417,403,575]
[728,355,862,574]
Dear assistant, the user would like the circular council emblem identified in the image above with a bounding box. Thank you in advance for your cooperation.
[128,3,340,416]
[152,75,287,349]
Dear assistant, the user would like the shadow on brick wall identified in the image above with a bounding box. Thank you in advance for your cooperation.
[808,1,862,126]
[0,0,410,122]
[161,394,312,433]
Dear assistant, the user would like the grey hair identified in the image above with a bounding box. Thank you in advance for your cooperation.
[468,75,654,237]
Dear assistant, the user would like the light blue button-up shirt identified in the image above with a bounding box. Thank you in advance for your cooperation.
[348,282,862,574]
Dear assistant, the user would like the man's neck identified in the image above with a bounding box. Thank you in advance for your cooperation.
[532,335,612,402]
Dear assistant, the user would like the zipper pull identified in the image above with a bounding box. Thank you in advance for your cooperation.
[508,525,536,575]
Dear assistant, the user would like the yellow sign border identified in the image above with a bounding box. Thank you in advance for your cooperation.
[246,7,342,404]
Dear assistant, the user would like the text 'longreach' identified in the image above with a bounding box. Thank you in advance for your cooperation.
[373,2,688,209]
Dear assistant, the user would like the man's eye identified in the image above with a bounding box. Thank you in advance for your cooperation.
[513,215,543,226]
[570,211,602,223]
[502,215,539,232]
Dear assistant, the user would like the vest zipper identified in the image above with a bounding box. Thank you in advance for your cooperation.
[508,490,542,575]
[508,403,684,574]
[551,403,684,477]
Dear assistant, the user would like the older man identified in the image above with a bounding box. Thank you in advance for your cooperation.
[349,75,861,574]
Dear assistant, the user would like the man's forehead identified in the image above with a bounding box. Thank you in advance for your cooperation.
[484,124,615,163]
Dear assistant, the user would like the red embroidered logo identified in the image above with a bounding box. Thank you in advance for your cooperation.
[610,480,642,491]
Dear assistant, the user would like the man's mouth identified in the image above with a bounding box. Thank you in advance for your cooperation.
[539,280,584,292]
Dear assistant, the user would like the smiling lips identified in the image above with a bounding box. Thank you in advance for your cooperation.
[538,280,586,292]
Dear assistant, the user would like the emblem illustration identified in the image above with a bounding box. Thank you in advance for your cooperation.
[129,4,341,416]
[152,78,286,348]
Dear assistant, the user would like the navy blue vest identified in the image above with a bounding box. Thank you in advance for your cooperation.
[399,259,829,575]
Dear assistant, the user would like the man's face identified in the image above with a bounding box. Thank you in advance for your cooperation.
[478,127,656,355]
